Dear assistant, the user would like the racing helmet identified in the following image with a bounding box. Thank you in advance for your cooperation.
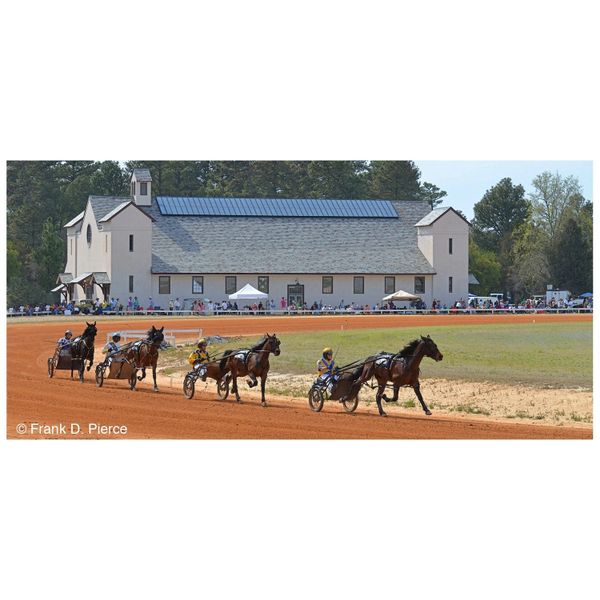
[197,337,207,348]
[65,329,72,337]
[112,332,121,341]
[322,347,333,357]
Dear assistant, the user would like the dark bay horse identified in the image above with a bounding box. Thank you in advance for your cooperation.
[123,325,164,391]
[360,335,443,417]
[69,321,98,382]
[220,333,281,406]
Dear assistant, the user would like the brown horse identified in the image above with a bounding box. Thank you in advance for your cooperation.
[123,325,164,391]
[220,333,281,406]
[360,335,443,417]
[69,321,98,382]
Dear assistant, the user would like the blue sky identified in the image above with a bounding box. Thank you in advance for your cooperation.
[415,161,593,221]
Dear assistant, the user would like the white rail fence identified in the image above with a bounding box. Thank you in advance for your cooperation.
[105,328,202,346]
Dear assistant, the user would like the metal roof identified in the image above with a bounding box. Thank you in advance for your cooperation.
[71,272,93,284]
[99,202,133,223]
[146,199,437,275]
[414,206,471,227]
[70,272,111,285]
[156,196,398,219]
[89,196,132,223]
[133,168,152,182]
[64,211,84,228]
[93,272,111,284]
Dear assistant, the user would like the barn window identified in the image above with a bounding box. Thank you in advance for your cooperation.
[322,276,333,294]
[353,276,364,294]
[86,224,92,245]
[449,238,453,255]
[140,182,148,195]
[225,276,237,295]
[159,276,171,294]
[129,275,134,293]
[192,276,204,294]
[131,181,135,196]
[70,238,73,255]
[414,277,425,294]
[384,276,395,295]
[449,276,453,293]
[129,234,134,252]
[258,276,269,294]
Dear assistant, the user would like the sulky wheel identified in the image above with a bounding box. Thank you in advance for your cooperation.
[183,373,195,399]
[342,394,359,413]
[308,386,325,412]
[217,376,229,400]
[129,370,137,391]
[48,357,55,378]
[95,365,104,387]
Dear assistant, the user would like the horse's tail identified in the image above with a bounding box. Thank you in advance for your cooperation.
[219,350,234,370]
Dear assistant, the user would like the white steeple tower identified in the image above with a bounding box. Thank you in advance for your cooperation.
[131,168,152,206]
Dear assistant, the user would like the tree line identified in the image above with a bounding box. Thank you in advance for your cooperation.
[469,173,593,301]
[6,160,447,305]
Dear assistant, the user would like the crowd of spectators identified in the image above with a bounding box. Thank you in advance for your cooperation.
[7,294,592,317]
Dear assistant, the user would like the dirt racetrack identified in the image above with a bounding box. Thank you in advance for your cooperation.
[6,313,592,439]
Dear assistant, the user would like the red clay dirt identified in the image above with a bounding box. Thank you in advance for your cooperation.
[6,313,592,439]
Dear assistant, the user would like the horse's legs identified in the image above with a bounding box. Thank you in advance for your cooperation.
[152,362,158,392]
[413,382,432,415]
[375,381,387,417]
[260,374,267,407]
[246,373,258,388]
[230,364,241,402]
[384,382,400,403]
[138,367,146,382]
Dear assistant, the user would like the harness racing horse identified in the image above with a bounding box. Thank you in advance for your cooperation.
[360,335,443,417]
[124,325,164,392]
[220,333,281,406]
[69,321,98,382]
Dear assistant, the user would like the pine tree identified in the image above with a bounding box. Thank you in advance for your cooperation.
[367,161,422,200]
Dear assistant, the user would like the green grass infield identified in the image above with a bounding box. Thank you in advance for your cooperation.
[163,321,592,389]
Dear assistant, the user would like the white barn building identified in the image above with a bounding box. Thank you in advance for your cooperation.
[56,169,470,309]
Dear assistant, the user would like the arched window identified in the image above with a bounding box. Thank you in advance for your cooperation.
[86,224,92,245]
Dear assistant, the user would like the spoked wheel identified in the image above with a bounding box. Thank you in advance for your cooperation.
[95,365,104,387]
[129,370,137,391]
[308,386,325,412]
[217,376,229,400]
[183,373,196,399]
[342,394,359,413]
[48,357,55,378]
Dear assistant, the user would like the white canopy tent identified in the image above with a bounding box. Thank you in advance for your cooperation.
[228,283,268,301]
[382,289,420,302]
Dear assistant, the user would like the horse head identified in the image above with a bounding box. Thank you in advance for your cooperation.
[266,333,281,356]
[147,325,165,346]
[83,321,98,339]
[421,335,443,362]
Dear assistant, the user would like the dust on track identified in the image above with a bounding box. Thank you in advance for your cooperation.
[6,313,592,439]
